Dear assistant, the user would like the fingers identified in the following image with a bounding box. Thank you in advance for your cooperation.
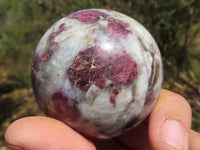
[189,130,200,150]
[4,89,197,150]
[4,116,96,150]
[148,89,192,150]
[115,120,151,150]
[117,89,193,150]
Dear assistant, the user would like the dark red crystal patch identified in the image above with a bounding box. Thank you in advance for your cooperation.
[33,53,42,72]
[49,23,66,40]
[52,92,78,121]
[33,47,57,72]
[67,48,138,94]
[67,48,108,91]
[110,88,120,107]
[70,11,103,24]
[107,18,132,38]
[109,51,138,85]
[42,51,54,63]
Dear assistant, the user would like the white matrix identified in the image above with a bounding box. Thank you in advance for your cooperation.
[32,9,163,138]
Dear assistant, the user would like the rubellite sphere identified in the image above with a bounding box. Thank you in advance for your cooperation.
[32,9,163,138]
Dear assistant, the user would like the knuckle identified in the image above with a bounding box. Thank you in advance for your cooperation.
[173,92,192,114]
[162,89,192,115]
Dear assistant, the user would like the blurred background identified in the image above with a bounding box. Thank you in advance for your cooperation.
[0,0,200,149]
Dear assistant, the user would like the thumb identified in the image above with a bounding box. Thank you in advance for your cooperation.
[148,89,192,150]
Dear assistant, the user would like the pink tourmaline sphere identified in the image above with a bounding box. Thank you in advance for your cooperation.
[32,9,163,138]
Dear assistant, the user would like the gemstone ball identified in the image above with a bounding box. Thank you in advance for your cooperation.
[32,9,163,138]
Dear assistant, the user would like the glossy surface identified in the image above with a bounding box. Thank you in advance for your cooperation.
[32,9,163,138]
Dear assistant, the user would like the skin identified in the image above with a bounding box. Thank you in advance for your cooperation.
[4,89,200,150]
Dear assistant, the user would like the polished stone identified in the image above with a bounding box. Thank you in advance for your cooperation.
[32,9,163,138]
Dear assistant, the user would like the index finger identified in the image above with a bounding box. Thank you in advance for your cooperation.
[5,116,96,150]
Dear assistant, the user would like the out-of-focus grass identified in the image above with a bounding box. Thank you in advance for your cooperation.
[0,1,200,149]
[0,0,200,93]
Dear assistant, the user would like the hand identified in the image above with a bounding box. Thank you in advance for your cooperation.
[5,89,200,150]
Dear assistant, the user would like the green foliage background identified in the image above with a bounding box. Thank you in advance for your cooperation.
[0,0,200,93]
[0,1,200,148]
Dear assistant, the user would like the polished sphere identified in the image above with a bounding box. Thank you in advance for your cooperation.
[32,9,163,138]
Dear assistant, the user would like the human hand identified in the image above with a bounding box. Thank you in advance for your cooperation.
[4,89,200,150]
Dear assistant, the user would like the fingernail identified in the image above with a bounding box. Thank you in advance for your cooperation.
[159,119,186,150]
[7,144,24,150]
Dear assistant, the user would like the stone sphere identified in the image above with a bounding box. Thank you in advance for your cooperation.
[31,9,163,138]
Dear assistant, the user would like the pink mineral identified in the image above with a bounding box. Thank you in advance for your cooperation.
[31,9,163,138]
